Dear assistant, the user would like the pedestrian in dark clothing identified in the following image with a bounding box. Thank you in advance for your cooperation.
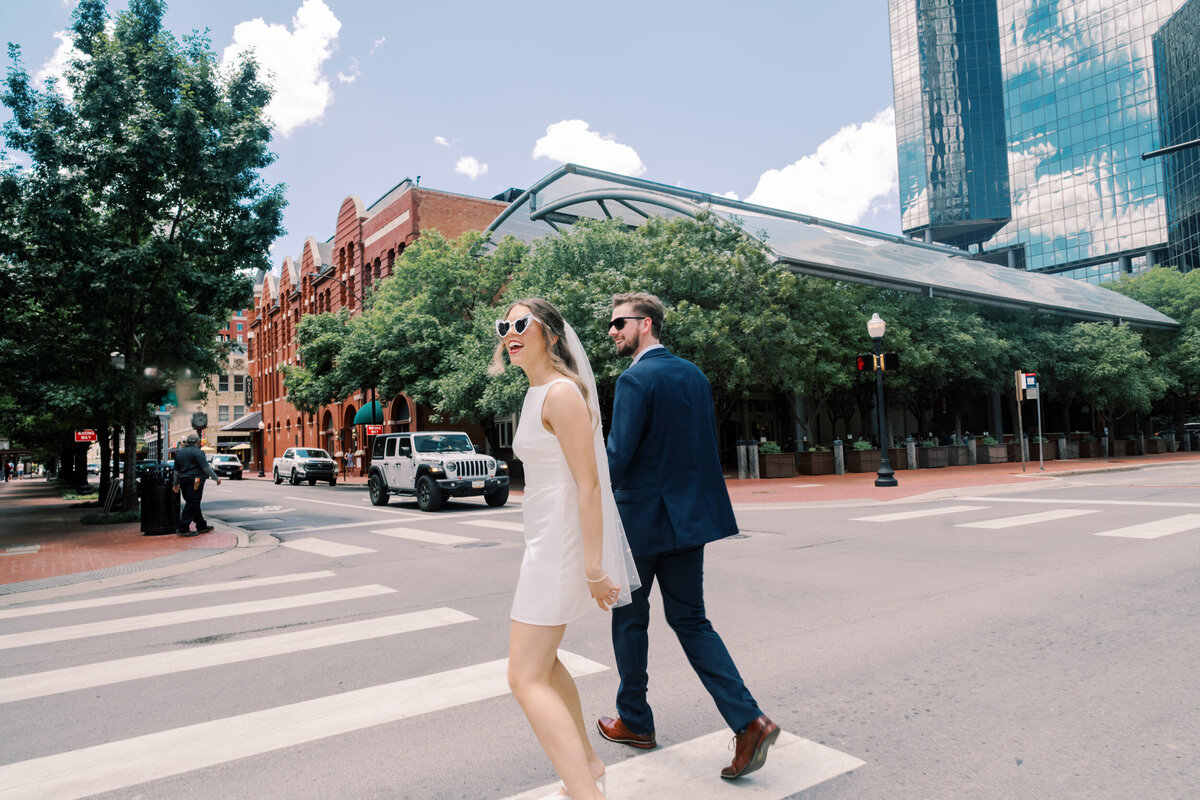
[173,433,220,536]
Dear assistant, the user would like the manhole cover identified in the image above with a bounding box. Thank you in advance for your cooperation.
[455,541,500,548]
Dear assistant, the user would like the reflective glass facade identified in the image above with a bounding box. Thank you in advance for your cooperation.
[1155,0,1200,273]
[891,0,1189,282]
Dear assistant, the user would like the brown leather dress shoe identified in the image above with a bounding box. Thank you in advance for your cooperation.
[596,716,656,749]
[721,715,780,779]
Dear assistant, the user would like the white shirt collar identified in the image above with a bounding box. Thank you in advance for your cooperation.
[632,343,665,364]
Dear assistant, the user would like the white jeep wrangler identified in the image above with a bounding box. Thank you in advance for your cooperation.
[367,431,509,511]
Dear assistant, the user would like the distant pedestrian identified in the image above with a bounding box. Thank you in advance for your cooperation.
[3,461,11,481]
[16,462,24,479]
[172,434,220,536]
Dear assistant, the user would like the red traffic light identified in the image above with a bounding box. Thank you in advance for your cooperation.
[856,354,875,371]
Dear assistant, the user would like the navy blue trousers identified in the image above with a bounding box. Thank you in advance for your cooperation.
[611,545,761,735]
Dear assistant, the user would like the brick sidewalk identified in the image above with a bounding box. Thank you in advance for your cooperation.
[0,479,237,591]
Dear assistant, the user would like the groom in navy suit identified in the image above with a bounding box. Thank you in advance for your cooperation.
[597,292,779,780]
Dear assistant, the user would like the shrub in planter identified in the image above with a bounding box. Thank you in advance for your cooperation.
[977,436,1008,464]
[918,440,949,468]
[845,440,881,473]
[757,441,796,478]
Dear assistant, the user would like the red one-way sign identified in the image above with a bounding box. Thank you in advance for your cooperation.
[75,430,97,442]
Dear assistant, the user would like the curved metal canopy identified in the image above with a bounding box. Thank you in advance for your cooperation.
[486,164,1177,329]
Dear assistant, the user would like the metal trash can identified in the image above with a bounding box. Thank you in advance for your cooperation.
[138,464,180,536]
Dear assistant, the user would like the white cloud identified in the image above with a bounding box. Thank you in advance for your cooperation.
[455,156,488,180]
[221,0,342,137]
[433,136,451,148]
[336,57,360,84]
[369,36,386,55]
[35,30,82,99]
[532,119,646,177]
[746,108,898,226]
[719,191,740,201]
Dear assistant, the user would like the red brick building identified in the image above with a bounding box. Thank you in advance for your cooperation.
[244,179,507,477]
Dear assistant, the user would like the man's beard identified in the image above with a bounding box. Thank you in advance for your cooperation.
[616,333,639,357]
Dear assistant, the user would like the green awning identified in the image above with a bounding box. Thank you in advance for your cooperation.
[353,401,384,425]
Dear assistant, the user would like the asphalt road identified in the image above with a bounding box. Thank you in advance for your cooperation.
[0,467,1197,799]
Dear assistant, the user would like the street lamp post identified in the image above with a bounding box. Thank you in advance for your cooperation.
[257,421,266,477]
[869,313,898,488]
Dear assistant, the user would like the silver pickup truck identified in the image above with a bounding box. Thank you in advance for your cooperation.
[273,447,338,486]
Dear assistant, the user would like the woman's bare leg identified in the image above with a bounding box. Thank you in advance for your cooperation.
[509,621,605,799]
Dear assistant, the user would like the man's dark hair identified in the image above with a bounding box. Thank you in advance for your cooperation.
[613,292,665,338]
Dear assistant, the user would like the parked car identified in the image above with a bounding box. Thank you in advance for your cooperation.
[366,431,509,511]
[274,448,338,486]
[207,453,243,479]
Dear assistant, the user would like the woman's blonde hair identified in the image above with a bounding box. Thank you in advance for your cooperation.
[489,297,591,417]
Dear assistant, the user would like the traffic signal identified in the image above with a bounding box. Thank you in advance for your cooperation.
[882,353,899,371]
[855,353,875,371]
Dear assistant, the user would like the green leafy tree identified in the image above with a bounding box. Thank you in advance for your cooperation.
[0,0,285,506]
[1109,266,1200,428]
[1046,321,1168,432]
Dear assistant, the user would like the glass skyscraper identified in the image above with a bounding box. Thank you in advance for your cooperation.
[890,0,1189,282]
[1155,0,1200,273]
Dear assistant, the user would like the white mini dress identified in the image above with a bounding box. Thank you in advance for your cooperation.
[510,378,636,626]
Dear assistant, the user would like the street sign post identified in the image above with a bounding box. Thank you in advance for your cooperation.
[75,430,97,443]
[365,424,383,436]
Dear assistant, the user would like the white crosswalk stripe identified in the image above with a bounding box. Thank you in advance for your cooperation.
[370,527,479,545]
[1093,514,1200,539]
[0,608,475,704]
[0,585,394,650]
[0,571,335,620]
[852,505,988,522]
[279,538,377,557]
[502,730,864,800]
[0,651,607,800]
[957,508,1099,529]
[461,519,525,532]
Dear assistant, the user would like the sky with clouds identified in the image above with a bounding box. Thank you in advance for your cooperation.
[4,0,900,268]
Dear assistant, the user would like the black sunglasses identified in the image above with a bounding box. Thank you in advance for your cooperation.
[607,316,646,332]
[496,313,536,338]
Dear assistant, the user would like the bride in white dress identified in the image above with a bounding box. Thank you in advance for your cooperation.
[490,297,638,800]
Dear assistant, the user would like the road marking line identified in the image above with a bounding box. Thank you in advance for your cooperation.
[0,608,475,704]
[460,520,525,532]
[0,585,395,651]
[370,528,479,545]
[279,539,376,558]
[1,546,39,556]
[1093,514,1200,539]
[852,505,988,522]
[501,730,864,800]
[960,496,1200,509]
[0,650,606,800]
[0,572,336,621]
[957,508,1099,529]
[283,496,424,518]
[788,484,825,488]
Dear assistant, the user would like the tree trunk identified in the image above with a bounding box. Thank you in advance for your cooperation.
[58,440,74,485]
[98,424,111,504]
[122,410,138,512]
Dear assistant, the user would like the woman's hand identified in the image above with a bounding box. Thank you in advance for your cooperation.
[587,571,621,610]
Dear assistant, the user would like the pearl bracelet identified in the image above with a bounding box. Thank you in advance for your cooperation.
[586,572,609,583]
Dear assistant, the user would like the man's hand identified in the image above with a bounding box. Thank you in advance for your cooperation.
[172,485,180,494]
[216,477,222,486]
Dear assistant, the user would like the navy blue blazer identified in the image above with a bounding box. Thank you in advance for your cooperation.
[606,348,739,556]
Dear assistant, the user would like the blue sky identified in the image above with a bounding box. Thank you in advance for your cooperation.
[3,0,901,270]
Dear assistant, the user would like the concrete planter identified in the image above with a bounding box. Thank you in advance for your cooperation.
[1030,441,1057,461]
[1145,439,1167,454]
[1110,439,1128,457]
[1078,440,1103,458]
[947,445,970,466]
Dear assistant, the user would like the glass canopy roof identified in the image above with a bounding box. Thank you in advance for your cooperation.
[486,164,1177,329]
